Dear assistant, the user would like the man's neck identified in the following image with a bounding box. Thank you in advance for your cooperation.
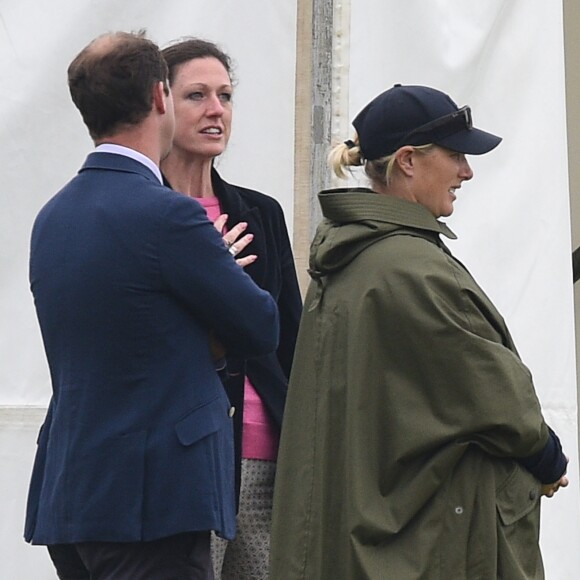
[94,119,164,167]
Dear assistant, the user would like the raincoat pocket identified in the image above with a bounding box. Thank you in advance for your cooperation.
[496,463,541,526]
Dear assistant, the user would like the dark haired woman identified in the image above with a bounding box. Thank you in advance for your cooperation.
[161,38,302,579]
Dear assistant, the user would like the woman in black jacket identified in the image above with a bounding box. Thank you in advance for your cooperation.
[161,38,302,579]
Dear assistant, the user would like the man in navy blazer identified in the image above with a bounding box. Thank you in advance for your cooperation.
[24,31,279,579]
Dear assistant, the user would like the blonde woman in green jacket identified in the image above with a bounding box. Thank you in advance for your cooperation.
[270,85,568,580]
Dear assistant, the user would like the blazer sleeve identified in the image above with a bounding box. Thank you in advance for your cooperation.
[158,194,279,359]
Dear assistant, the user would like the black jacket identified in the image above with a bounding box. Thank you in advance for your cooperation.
[211,167,301,413]
[573,246,580,283]
[212,169,302,497]
[165,169,302,498]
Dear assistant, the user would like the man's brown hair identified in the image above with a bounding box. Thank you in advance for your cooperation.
[68,30,169,140]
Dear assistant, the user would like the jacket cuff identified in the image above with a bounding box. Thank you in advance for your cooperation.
[518,427,567,484]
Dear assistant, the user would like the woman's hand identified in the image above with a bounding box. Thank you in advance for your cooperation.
[215,214,257,268]
[541,474,569,498]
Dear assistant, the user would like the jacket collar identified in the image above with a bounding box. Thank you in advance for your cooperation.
[80,151,162,184]
[211,168,249,221]
[319,187,457,240]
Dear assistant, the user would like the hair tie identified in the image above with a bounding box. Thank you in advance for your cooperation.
[344,139,356,149]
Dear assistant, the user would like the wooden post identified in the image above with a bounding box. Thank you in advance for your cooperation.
[293,0,334,294]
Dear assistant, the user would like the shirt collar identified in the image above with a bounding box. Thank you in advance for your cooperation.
[94,144,163,184]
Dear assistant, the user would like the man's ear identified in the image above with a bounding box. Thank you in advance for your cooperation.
[152,81,167,114]
[394,146,415,177]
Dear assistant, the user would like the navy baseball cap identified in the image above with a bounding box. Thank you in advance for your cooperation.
[352,84,502,160]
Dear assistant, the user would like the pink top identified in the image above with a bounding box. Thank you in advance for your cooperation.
[196,195,278,461]
[197,195,222,224]
[241,377,279,460]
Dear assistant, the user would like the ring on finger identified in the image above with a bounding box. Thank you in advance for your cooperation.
[225,240,233,248]
[228,245,237,256]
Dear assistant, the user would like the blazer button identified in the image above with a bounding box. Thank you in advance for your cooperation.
[229,406,236,418]
[529,489,538,501]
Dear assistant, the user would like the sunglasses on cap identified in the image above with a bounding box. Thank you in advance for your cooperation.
[398,105,473,147]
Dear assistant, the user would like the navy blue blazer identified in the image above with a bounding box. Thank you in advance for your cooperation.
[24,152,279,545]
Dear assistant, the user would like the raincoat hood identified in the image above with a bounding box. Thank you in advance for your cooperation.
[307,188,457,310]
[309,187,456,278]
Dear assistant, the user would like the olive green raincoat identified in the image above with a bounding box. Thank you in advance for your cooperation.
[270,189,550,579]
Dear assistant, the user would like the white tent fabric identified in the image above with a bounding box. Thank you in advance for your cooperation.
[1,0,578,577]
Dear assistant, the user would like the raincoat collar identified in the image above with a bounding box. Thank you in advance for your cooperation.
[307,188,457,311]
[318,187,457,240]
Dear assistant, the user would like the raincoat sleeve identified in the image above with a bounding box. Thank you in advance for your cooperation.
[372,234,560,467]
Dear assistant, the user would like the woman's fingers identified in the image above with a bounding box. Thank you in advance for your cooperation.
[236,254,258,268]
[214,213,229,234]
[541,475,570,498]
[215,216,256,267]
[222,221,248,247]
[228,233,254,256]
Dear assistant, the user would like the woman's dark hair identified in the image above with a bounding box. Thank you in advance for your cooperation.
[161,38,234,85]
